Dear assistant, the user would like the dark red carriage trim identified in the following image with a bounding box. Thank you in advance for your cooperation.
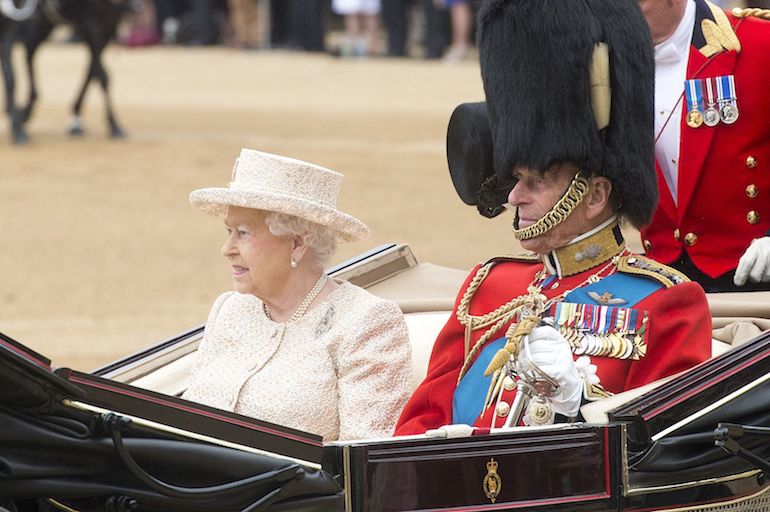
[0,335,51,370]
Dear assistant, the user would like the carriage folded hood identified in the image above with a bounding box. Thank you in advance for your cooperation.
[0,331,343,511]
[0,331,85,415]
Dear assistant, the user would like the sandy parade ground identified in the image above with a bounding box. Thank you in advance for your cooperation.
[0,41,542,371]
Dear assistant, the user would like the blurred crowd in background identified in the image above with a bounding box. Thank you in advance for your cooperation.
[112,0,759,62]
[116,0,477,62]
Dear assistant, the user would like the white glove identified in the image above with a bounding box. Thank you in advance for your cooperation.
[425,424,476,438]
[734,237,770,286]
[516,324,583,418]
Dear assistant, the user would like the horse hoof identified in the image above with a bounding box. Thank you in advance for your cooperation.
[12,132,29,145]
[68,126,85,137]
[110,127,126,139]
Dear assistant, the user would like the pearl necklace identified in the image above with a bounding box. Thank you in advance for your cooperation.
[263,274,328,323]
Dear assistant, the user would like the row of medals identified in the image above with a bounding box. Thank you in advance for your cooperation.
[687,100,739,128]
[685,76,739,129]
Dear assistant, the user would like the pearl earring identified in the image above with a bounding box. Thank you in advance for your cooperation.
[290,258,298,268]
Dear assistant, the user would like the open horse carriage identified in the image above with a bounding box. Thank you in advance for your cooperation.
[2,243,770,511]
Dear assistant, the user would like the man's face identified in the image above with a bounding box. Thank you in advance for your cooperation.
[507,165,592,254]
[637,0,687,45]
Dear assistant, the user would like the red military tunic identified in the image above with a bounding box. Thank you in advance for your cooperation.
[640,4,770,278]
[395,250,712,435]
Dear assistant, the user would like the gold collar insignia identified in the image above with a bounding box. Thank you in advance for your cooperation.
[544,220,626,277]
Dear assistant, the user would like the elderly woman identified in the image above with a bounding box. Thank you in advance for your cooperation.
[183,148,412,442]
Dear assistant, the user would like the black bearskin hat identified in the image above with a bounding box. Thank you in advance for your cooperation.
[449,0,657,228]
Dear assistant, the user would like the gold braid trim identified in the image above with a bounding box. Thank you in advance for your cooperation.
[512,173,590,241]
[484,315,540,377]
[457,263,512,330]
[455,263,543,383]
[732,7,770,19]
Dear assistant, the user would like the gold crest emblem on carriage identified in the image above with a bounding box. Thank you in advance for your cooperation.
[483,458,502,503]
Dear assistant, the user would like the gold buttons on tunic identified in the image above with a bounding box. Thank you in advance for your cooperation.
[746,184,758,198]
[746,156,758,169]
[673,228,681,241]
[643,239,652,251]
[495,402,511,417]
[747,211,760,224]
[684,232,698,246]
[502,376,516,391]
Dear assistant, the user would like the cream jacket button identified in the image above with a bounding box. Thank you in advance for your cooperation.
[684,232,698,246]
[673,228,681,241]
[746,156,758,168]
[495,402,511,417]
[502,376,516,391]
[747,211,760,224]
[746,184,758,198]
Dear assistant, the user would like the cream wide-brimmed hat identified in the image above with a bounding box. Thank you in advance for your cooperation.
[190,148,370,242]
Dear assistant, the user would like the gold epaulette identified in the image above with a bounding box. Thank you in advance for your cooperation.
[617,255,690,288]
[732,7,770,20]
[482,252,540,266]
[700,1,741,57]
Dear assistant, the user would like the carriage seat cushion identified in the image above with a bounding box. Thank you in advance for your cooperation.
[403,311,451,391]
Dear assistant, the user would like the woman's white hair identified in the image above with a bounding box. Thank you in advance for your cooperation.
[265,212,337,267]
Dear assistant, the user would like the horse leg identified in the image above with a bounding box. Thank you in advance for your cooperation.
[68,50,95,136]
[21,19,54,124]
[91,40,125,139]
[1,22,28,144]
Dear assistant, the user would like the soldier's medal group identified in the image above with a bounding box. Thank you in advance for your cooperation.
[685,74,739,128]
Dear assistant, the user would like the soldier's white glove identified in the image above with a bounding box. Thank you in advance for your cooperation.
[516,324,583,418]
[734,237,770,286]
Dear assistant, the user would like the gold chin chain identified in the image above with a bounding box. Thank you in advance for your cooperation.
[455,250,628,386]
[512,172,590,241]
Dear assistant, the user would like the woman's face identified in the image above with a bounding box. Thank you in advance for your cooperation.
[221,206,293,298]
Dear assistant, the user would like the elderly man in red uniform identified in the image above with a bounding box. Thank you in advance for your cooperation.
[637,0,770,291]
[395,0,712,436]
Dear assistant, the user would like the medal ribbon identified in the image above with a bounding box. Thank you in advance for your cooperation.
[715,75,737,104]
[684,79,703,112]
[721,75,736,102]
[705,77,716,107]
[729,75,737,104]
[716,75,725,105]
